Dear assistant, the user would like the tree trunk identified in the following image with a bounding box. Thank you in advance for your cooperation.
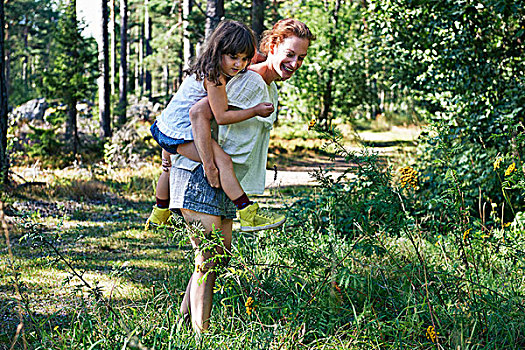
[0,0,9,188]
[182,0,194,69]
[22,22,28,86]
[319,69,334,130]
[251,0,265,39]
[100,0,111,137]
[110,0,117,95]
[163,60,170,100]
[176,0,184,88]
[117,0,128,125]
[137,23,143,97]
[4,14,9,97]
[319,0,340,131]
[144,0,152,98]
[205,0,224,41]
[67,100,79,155]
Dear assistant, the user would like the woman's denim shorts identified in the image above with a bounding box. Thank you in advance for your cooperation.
[170,164,236,219]
[150,121,189,154]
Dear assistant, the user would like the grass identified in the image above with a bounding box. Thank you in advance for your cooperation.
[2,121,525,349]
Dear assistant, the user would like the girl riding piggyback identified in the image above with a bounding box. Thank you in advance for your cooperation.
[147,20,286,232]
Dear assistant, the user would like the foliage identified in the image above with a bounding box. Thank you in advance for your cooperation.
[103,117,145,170]
[293,127,405,249]
[26,124,64,159]
[3,124,525,349]
[3,0,525,348]
[5,0,59,106]
[42,1,98,114]
[279,0,374,129]
[366,0,525,219]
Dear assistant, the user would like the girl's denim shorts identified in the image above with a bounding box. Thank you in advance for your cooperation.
[150,121,189,154]
[170,164,236,220]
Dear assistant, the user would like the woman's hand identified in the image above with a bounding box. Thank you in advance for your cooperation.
[162,150,172,172]
[254,102,274,117]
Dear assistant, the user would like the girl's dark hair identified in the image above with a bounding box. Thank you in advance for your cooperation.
[187,20,257,86]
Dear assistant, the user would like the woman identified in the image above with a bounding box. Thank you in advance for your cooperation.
[170,19,315,333]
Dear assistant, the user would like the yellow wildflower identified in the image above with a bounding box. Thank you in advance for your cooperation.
[245,297,256,315]
[505,162,516,176]
[399,166,419,189]
[493,157,502,170]
[308,118,316,130]
[463,228,471,241]
[425,325,439,343]
[503,222,511,228]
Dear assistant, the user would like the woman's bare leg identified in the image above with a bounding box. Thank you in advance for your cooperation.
[179,209,233,333]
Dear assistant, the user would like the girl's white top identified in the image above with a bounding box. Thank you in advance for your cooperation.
[156,74,236,140]
[171,69,278,195]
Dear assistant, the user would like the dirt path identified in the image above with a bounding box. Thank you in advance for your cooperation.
[265,154,351,188]
[265,126,420,187]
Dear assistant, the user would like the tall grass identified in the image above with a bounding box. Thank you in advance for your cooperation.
[2,127,525,349]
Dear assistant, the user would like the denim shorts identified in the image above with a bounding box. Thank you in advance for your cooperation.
[150,121,189,154]
[169,164,237,219]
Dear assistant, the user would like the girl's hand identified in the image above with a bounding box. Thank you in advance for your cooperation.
[204,165,221,188]
[254,102,274,117]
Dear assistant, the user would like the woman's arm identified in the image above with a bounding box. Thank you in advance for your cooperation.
[205,79,274,125]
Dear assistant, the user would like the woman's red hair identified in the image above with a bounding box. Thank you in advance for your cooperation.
[259,19,315,55]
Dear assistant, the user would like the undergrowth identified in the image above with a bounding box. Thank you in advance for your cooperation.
[1,125,525,349]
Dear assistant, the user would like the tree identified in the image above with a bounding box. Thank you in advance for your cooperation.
[280,0,372,130]
[251,0,265,39]
[100,0,111,138]
[117,0,128,124]
[43,0,97,155]
[0,0,9,189]
[182,0,194,69]
[144,0,152,97]
[205,0,224,40]
[367,0,525,217]
[5,0,58,106]
[110,0,117,95]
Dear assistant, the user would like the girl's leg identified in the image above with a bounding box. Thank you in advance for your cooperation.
[155,149,172,202]
[179,209,233,333]
[146,149,172,227]
[177,141,244,200]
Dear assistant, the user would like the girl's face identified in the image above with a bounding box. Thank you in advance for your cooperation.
[268,36,309,81]
[220,52,250,77]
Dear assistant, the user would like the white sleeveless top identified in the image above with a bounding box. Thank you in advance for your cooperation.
[155,74,206,140]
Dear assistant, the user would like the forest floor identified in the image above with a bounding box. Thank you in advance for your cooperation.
[0,124,422,348]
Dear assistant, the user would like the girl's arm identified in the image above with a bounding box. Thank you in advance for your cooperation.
[205,78,274,125]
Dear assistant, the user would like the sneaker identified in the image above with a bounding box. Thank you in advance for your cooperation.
[145,206,171,229]
[238,203,286,232]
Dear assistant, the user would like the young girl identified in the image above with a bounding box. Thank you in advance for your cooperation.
[147,20,285,232]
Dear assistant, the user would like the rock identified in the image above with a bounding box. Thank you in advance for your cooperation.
[127,96,163,120]
[11,98,48,122]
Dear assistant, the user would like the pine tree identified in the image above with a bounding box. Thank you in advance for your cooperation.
[43,0,97,155]
[251,0,265,39]
[0,0,9,189]
[117,0,128,125]
[100,0,111,138]
[205,0,224,40]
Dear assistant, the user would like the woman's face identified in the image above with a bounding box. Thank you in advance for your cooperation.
[268,36,309,81]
